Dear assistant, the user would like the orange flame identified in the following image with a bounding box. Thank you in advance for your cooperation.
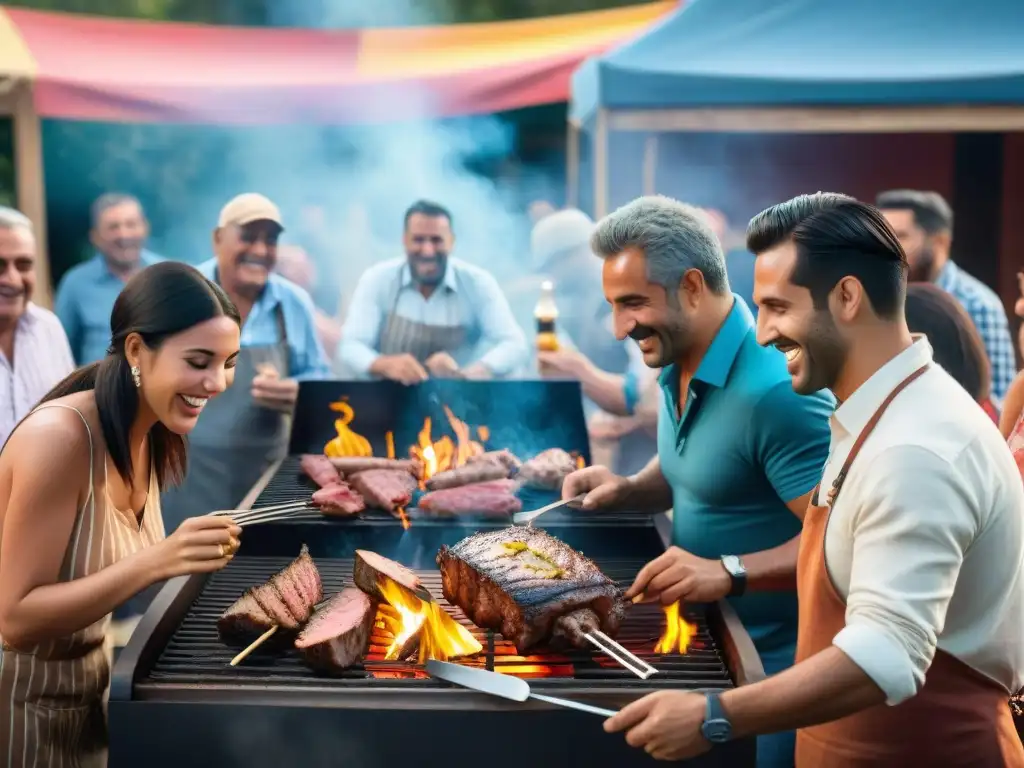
[408,410,487,483]
[374,577,482,663]
[396,506,411,531]
[655,602,697,654]
[385,431,395,459]
[324,399,373,458]
[575,454,586,470]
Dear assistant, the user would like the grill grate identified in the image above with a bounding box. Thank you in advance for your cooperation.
[254,456,662,528]
[140,555,733,692]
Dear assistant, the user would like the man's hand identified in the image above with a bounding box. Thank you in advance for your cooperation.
[425,352,460,378]
[538,349,592,380]
[626,546,731,605]
[370,354,429,386]
[461,362,492,380]
[251,365,299,413]
[562,465,632,510]
[604,690,711,761]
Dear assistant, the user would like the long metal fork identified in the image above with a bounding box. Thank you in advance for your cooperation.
[584,630,658,680]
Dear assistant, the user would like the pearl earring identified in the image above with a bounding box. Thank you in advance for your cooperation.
[131,366,141,388]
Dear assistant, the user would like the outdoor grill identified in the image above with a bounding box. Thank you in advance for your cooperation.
[109,380,763,767]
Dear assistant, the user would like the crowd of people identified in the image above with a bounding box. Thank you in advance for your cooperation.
[0,185,1022,766]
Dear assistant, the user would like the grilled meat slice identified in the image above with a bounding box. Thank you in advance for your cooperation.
[467,449,522,472]
[518,448,577,492]
[312,482,366,515]
[437,526,628,652]
[425,461,510,491]
[349,469,417,513]
[251,582,300,629]
[300,454,342,488]
[295,588,377,674]
[418,479,521,517]
[217,592,275,644]
[353,549,424,601]
[551,607,600,649]
[291,543,324,608]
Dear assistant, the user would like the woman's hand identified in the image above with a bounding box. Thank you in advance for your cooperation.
[146,516,241,580]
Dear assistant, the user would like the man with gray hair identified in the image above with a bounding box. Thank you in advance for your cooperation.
[54,192,163,364]
[0,206,75,445]
[562,195,834,768]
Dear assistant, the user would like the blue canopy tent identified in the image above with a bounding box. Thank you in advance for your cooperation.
[568,0,1024,217]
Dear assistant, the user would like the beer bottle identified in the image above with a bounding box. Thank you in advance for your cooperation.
[535,280,559,352]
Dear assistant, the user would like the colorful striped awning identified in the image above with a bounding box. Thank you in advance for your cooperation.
[0,3,673,124]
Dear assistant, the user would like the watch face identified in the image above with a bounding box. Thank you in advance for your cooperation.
[701,718,732,744]
[722,555,746,577]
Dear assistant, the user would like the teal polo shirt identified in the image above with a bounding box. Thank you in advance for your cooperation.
[657,296,833,656]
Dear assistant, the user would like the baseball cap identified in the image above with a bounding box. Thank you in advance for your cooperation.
[530,208,594,272]
[217,193,283,229]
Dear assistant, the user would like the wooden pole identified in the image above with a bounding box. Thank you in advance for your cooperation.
[642,134,658,196]
[12,79,50,308]
[565,120,580,209]
[594,109,609,219]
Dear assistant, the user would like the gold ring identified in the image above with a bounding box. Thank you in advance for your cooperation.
[218,543,226,558]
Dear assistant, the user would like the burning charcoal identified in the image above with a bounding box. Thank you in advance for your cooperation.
[517,448,576,492]
[300,454,342,488]
[437,526,629,653]
[418,479,521,517]
[295,588,377,674]
[312,482,365,516]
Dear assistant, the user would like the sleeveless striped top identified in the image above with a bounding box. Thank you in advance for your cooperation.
[0,404,165,768]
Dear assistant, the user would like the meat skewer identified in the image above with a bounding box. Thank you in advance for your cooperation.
[424,461,510,491]
[327,457,419,475]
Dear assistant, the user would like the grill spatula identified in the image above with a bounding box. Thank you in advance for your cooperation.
[425,660,617,718]
[512,494,586,526]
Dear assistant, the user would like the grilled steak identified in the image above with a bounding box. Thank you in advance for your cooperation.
[353,549,424,601]
[349,469,417,513]
[220,544,323,634]
[295,588,377,674]
[327,457,419,475]
[418,479,521,517]
[425,461,510,491]
[217,592,275,644]
[518,448,577,492]
[312,482,366,515]
[437,526,628,652]
[300,454,342,487]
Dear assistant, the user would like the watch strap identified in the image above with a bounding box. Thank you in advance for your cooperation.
[722,556,747,597]
[701,692,733,744]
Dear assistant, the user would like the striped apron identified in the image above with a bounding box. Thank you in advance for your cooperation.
[378,267,469,362]
[0,404,165,767]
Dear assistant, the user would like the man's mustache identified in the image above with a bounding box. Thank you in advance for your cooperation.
[629,325,655,342]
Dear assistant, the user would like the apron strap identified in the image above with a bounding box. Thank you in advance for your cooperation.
[826,363,929,507]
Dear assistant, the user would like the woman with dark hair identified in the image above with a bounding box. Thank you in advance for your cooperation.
[904,282,999,422]
[0,261,243,767]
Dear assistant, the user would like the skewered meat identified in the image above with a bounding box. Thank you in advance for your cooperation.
[518,448,577,491]
[217,592,275,644]
[312,482,365,515]
[327,457,419,475]
[300,454,342,487]
[349,469,417,513]
[425,461,510,491]
[467,449,522,472]
[295,588,377,673]
[353,549,424,601]
[217,544,323,639]
[437,526,628,652]
[418,479,521,517]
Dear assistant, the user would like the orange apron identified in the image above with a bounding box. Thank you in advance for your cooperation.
[795,365,1024,767]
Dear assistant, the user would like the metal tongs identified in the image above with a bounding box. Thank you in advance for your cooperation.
[512,494,586,526]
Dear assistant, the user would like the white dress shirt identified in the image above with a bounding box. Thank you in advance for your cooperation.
[821,338,1024,705]
[0,303,76,447]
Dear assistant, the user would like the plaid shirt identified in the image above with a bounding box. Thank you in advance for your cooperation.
[936,260,1016,404]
